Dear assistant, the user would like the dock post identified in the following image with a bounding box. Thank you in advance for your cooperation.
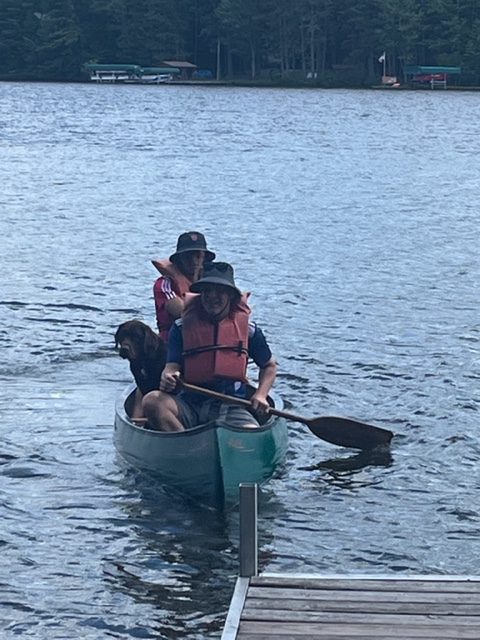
[239,483,258,577]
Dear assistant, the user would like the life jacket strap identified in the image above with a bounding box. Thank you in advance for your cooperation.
[182,341,247,358]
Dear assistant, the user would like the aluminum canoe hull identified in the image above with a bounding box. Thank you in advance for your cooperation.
[113,385,288,507]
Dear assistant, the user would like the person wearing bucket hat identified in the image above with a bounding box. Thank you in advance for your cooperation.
[142,262,278,432]
[189,261,242,297]
[152,231,215,341]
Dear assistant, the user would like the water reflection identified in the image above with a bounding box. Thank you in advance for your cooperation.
[298,446,393,492]
[301,446,393,473]
[102,472,233,638]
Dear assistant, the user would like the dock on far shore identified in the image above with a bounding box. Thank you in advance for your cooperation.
[222,484,480,639]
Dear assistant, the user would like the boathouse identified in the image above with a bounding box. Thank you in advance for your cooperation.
[405,65,461,89]
[162,60,197,80]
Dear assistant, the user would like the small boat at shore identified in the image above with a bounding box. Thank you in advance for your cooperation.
[113,384,288,507]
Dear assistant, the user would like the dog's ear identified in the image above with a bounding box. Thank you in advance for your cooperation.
[115,321,136,349]
[143,326,160,355]
[114,324,124,349]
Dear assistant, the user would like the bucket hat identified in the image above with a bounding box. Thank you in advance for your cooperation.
[190,262,241,297]
[169,231,215,263]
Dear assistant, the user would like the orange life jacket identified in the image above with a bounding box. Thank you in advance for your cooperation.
[152,259,194,339]
[181,293,251,384]
[151,259,192,297]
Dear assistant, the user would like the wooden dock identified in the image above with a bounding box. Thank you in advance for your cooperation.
[221,485,480,639]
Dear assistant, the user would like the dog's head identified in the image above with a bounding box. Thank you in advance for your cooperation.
[114,320,162,362]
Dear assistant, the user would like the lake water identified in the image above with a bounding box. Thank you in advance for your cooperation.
[1,81,479,639]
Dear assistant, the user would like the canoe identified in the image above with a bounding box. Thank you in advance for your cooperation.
[113,384,289,507]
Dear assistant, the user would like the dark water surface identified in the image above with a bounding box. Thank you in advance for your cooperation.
[1,82,479,638]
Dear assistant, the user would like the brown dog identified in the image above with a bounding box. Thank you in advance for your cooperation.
[115,320,167,418]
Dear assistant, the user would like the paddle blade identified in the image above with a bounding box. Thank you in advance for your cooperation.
[306,416,393,450]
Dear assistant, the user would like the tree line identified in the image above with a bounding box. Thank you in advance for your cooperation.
[1,0,479,85]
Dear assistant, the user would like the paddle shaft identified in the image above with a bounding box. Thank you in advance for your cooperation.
[180,381,393,449]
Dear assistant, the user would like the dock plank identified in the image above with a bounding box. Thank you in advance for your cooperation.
[242,608,480,624]
[253,575,480,591]
[247,586,480,604]
[245,597,480,615]
[237,620,480,638]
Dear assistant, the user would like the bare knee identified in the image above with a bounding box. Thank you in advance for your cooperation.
[142,390,170,415]
[141,390,183,432]
[142,390,162,411]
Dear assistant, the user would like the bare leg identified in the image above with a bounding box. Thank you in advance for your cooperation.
[142,390,185,432]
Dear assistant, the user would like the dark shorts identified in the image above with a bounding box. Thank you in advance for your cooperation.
[175,392,260,430]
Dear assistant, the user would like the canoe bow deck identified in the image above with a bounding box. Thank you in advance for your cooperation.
[113,385,288,507]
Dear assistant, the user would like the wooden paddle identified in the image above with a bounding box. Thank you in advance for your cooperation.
[180,381,393,450]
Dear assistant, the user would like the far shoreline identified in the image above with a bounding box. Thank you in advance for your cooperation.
[2,77,480,91]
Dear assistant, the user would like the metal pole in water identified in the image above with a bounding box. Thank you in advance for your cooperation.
[239,483,258,577]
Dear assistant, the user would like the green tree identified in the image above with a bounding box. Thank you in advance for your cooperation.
[417,0,462,65]
[216,0,270,78]
[0,0,41,76]
[377,0,423,76]
[32,0,82,79]
[74,0,124,65]
[333,0,384,80]
[118,0,169,64]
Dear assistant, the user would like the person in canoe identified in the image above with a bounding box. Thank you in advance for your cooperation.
[142,262,277,431]
[152,231,216,341]
[115,320,167,419]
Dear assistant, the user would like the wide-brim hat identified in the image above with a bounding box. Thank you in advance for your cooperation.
[190,262,241,297]
[169,231,215,263]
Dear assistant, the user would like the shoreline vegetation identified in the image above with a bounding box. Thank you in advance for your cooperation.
[2,2,480,93]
